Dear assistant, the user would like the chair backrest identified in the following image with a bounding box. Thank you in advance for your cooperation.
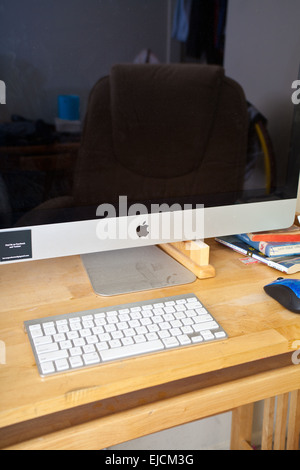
[73,64,248,208]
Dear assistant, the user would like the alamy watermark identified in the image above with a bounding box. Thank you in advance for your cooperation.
[291,340,300,365]
[0,80,6,104]
[96,196,204,243]
[0,340,6,365]
[291,80,300,104]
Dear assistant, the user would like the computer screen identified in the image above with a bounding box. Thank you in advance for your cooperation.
[0,0,299,295]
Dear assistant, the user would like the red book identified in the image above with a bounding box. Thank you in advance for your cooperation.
[247,224,300,242]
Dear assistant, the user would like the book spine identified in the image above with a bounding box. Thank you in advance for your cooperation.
[216,237,288,273]
[250,253,287,273]
[251,235,300,242]
[237,234,263,252]
[238,234,300,257]
[215,237,248,256]
[265,243,300,257]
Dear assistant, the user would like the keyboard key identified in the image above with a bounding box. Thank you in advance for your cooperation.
[121,337,134,346]
[98,333,111,342]
[124,328,135,337]
[33,335,53,346]
[109,339,122,348]
[54,333,66,342]
[59,340,73,349]
[187,297,198,303]
[158,330,170,339]
[69,356,84,368]
[82,320,94,328]
[177,334,191,345]
[83,352,100,365]
[111,330,124,339]
[153,307,164,315]
[55,358,70,371]
[146,332,159,341]
[215,331,226,339]
[170,327,181,337]
[142,305,153,310]
[99,339,164,362]
[94,312,105,319]
[181,325,193,334]
[36,343,59,354]
[164,306,175,313]
[73,337,86,347]
[70,347,82,356]
[83,344,96,353]
[80,328,92,337]
[57,324,70,333]
[134,334,146,343]
[29,324,42,331]
[201,331,215,340]
[96,342,109,351]
[40,361,55,375]
[162,337,179,348]
[30,327,43,339]
[43,321,54,328]
[86,335,98,344]
[196,307,208,315]
[69,317,81,323]
[175,304,186,311]
[67,331,79,340]
[38,349,69,363]
[82,315,93,321]
[193,321,219,332]
[191,335,204,343]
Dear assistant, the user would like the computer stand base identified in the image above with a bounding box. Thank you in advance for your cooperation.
[81,245,197,296]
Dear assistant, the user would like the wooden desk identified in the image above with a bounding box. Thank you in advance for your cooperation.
[0,239,300,450]
[0,142,79,172]
[0,141,79,205]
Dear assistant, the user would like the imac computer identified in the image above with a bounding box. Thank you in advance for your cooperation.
[1,1,300,297]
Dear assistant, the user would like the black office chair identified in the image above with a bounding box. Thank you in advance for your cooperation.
[15,64,249,226]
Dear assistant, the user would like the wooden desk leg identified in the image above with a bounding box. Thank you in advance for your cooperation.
[232,391,300,451]
[274,393,289,450]
[230,403,254,450]
[287,390,300,450]
[261,396,276,450]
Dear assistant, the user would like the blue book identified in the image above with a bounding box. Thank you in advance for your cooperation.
[215,235,300,274]
[236,233,300,257]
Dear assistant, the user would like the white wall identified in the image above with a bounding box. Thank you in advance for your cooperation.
[224,0,300,205]
[0,0,171,123]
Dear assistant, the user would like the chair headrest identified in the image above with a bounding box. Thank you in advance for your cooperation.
[110,64,225,178]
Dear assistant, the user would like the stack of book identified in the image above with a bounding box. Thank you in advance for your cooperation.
[215,223,300,274]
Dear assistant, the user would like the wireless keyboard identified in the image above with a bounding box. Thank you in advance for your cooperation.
[24,294,228,377]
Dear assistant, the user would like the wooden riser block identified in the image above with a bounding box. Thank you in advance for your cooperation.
[159,240,215,279]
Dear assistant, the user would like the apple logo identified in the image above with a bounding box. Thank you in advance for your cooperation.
[136,221,149,238]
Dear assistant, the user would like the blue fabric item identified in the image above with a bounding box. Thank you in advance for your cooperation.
[172,0,192,42]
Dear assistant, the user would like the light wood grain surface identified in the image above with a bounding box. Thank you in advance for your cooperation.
[0,239,299,448]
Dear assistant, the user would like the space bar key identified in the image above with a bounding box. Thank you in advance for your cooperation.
[99,340,164,362]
